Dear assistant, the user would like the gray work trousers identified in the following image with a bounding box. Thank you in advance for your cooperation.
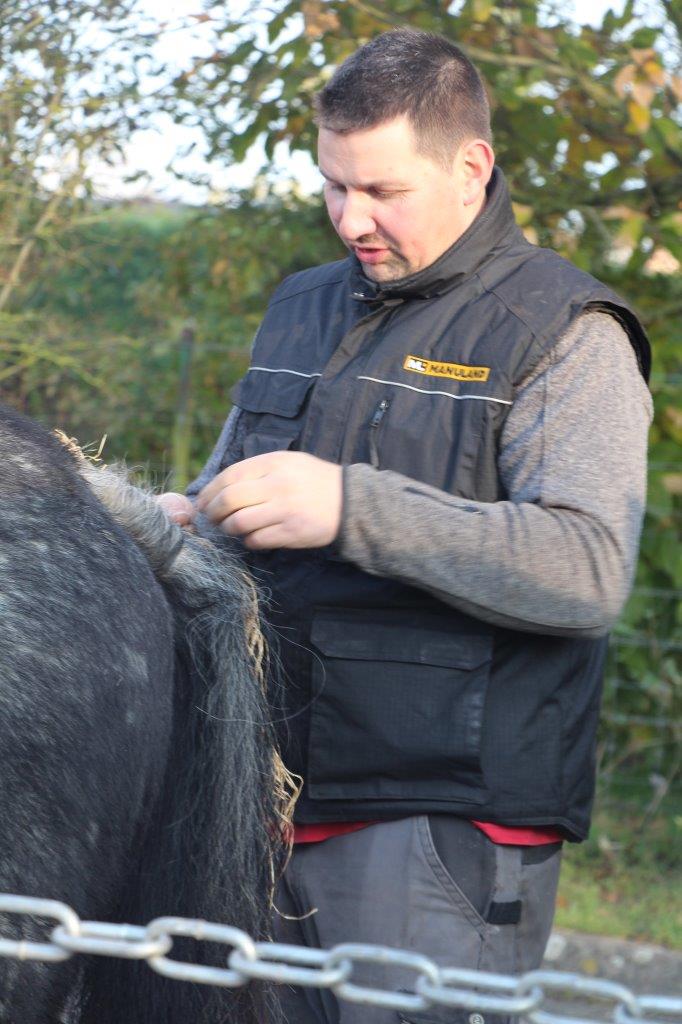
[273,816,562,1024]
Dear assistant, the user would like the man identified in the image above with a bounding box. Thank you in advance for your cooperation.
[165,28,652,1024]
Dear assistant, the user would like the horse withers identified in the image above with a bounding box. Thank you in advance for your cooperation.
[0,404,288,1024]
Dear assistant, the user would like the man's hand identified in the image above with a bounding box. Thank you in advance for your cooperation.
[196,451,343,550]
[155,492,195,527]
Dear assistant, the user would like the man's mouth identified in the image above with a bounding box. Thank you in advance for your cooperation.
[353,245,390,265]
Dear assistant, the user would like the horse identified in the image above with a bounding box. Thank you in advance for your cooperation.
[0,404,290,1024]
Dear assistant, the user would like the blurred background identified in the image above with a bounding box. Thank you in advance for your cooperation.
[1,0,680,949]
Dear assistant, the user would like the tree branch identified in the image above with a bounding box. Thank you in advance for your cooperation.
[0,182,71,312]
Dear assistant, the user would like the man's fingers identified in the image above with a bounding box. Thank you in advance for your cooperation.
[196,470,234,512]
[201,478,270,524]
[196,453,277,511]
[197,451,342,549]
[241,524,290,550]
[222,503,282,538]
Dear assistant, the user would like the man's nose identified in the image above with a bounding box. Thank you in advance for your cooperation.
[337,191,377,241]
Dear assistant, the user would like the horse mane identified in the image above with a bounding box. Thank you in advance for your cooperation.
[62,443,295,1024]
[73,445,297,829]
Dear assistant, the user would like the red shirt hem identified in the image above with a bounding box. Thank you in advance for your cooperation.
[293,819,563,845]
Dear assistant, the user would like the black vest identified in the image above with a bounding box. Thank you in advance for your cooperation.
[230,169,650,841]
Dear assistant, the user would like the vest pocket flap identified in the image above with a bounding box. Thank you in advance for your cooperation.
[232,369,317,418]
[307,609,492,801]
[310,614,492,671]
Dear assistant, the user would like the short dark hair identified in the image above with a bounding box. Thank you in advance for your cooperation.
[314,28,492,166]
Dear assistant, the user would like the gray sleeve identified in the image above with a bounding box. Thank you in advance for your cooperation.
[186,407,243,499]
[338,312,653,637]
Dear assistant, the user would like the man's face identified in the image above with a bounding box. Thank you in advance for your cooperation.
[318,115,481,283]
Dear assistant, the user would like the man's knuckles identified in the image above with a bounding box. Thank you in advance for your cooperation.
[197,458,264,506]
[223,507,265,536]
[205,483,259,521]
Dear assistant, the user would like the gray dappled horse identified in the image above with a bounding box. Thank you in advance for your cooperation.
[0,405,288,1024]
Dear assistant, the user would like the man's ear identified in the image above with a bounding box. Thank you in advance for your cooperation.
[460,140,495,207]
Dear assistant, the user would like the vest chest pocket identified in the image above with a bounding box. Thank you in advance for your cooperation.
[232,370,318,457]
[350,383,507,499]
[307,609,492,804]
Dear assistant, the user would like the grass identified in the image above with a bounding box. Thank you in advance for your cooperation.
[554,791,682,949]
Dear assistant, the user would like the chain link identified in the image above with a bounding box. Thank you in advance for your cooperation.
[0,893,679,1021]
[229,942,352,988]
[417,966,544,1015]
[52,920,172,960]
[325,943,441,1013]
[0,895,80,963]
[146,917,257,987]
[619,998,682,1024]
[517,971,644,1024]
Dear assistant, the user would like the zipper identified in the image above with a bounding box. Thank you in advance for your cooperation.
[369,398,390,468]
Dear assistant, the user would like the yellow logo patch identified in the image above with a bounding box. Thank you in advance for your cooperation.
[403,355,491,382]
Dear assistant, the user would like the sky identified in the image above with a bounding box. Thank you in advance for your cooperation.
[93,0,628,204]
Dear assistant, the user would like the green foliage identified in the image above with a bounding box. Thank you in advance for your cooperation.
[0,1,150,301]
[556,796,682,947]
[0,0,164,427]
[3,195,342,483]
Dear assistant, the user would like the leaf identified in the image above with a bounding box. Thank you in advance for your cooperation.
[301,0,340,39]
[626,100,651,134]
[631,79,656,108]
[661,474,682,496]
[210,258,229,286]
[472,0,494,22]
[512,202,533,226]
[613,211,646,247]
[644,247,681,276]
[659,405,679,438]
[267,4,295,44]
[659,212,682,232]
[653,117,682,155]
[630,47,656,65]
[602,205,640,220]
[512,36,536,58]
[614,63,635,98]
[630,28,658,48]
[643,60,666,87]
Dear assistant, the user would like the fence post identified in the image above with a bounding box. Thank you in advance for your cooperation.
[171,320,196,492]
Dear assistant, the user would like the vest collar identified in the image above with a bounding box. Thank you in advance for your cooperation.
[350,166,523,302]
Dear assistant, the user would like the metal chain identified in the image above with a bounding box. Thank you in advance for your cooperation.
[0,894,680,1024]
